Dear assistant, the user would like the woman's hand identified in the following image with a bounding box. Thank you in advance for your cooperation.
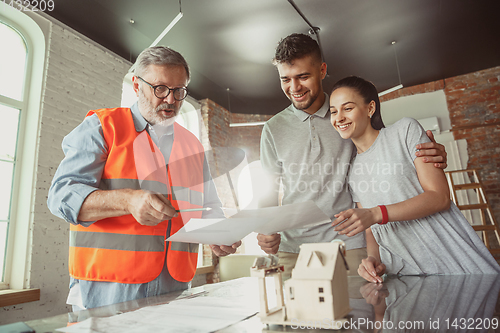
[358,256,386,283]
[331,207,382,237]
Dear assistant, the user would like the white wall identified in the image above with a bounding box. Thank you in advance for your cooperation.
[380,90,467,171]
[381,90,454,143]
[1,11,130,324]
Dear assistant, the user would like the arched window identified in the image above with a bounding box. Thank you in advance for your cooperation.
[0,3,45,291]
[0,21,28,284]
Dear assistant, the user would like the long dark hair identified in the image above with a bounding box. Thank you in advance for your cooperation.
[331,76,385,130]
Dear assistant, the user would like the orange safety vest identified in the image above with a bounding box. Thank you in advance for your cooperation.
[69,107,205,284]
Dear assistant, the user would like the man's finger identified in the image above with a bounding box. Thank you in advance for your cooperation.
[417,141,444,150]
[143,204,170,223]
[257,234,280,246]
[257,233,279,242]
[209,245,222,256]
[137,213,161,226]
[219,245,237,255]
[257,237,280,247]
[419,155,445,163]
[210,244,230,257]
[426,129,435,143]
[149,195,177,218]
[155,193,171,204]
[416,148,441,157]
[435,162,447,169]
[263,247,278,255]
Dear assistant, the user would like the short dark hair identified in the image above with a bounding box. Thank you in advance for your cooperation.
[331,76,385,130]
[273,33,322,65]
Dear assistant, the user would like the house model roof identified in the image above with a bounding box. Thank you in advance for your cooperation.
[291,242,348,280]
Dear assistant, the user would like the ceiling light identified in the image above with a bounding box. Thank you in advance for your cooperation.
[378,84,403,97]
[229,122,267,128]
[150,11,183,47]
[379,41,403,97]
[128,1,183,73]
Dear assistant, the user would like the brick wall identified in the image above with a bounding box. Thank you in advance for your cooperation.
[2,18,130,324]
[230,113,273,164]
[9,8,497,324]
[199,99,234,210]
[199,99,271,279]
[380,66,500,226]
[445,67,500,225]
[199,99,272,211]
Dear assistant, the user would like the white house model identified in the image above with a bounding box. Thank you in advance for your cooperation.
[285,242,351,323]
[251,241,350,328]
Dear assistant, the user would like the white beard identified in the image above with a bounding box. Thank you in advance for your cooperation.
[138,88,179,126]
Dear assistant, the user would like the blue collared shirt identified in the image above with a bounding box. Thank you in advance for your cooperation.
[47,103,224,309]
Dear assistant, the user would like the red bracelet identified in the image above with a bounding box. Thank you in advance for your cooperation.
[378,205,389,225]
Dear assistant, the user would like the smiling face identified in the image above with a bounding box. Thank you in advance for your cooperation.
[276,55,327,114]
[133,64,188,126]
[330,87,376,140]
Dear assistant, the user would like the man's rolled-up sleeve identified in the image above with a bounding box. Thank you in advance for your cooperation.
[47,114,107,226]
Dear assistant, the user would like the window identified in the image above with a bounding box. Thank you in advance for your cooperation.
[0,3,45,292]
[0,21,28,286]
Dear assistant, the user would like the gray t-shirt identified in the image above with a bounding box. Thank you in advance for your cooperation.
[260,93,365,252]
[348,117,500,275]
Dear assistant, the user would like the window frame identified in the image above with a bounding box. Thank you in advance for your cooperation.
[0,18,29,290]
[0,3,46,293]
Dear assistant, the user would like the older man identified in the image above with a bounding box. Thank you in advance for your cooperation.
[48,46,239,309]
[257,33,447,279]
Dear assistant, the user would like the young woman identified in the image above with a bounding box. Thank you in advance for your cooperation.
[329,76,500,283]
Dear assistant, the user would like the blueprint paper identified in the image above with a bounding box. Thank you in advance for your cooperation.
[57,278,260,333]
[57,297,257,333]
[234,200,331,235]
[167,217,267,246]
[166,200,330,245]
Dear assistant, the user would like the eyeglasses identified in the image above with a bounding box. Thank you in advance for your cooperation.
[136,76,188,101]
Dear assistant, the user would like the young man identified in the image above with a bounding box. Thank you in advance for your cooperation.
[258,33,447,279]
[48,46,240,309]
